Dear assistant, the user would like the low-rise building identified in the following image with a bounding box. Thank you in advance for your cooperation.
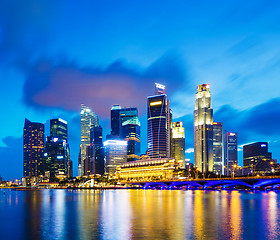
[116,158,178,181]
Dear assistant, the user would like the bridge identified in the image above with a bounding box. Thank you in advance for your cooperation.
[123,176,280,190]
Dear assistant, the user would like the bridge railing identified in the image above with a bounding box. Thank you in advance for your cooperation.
[120,175,280,184]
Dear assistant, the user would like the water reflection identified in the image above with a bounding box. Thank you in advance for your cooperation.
[1,189,280,239]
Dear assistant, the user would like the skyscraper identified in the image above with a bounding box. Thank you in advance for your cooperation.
[119,107,138,135]
[109,106,141,161]
[119,107,140,161]
[121,117,141,161]
[213,122,224,175]
[23,118,45,180]
[194,84,213,173]
[147,83,172,158]
[243,142,271,174]
[80,104,99,176]
[104,140,127,174]
[44,137,68,180]
[224,131,237,176]
[111,105,121,137]
[50,118,67,141]
[171,122,185,168]
[44,118,72,180]
[90,125,104,175]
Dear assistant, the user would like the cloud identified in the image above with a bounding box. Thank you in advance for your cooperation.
[22,54,190,117]
[185,148,194,153]
[214,98,280,144]
[0,136,22,180]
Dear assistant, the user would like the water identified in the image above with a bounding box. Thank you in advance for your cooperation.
[1,189,280,240]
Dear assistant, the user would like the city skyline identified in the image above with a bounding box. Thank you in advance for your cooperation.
[1,1,280,180]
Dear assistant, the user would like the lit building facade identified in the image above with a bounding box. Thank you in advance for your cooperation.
[50,118,67,141]
[121,117,140,161]
[80,104,99,176]
[104,140,127,175]
[120,107,140,161]
[194,84,213,173]
[119,107,138,130]
[44,118,72,180]
[147,83,172,159]
[171,122,185,169]
[213,122,223,174]
[90,125,104,175]
[111,105,121,137]
[23,118,45,179]
[224,131,237,176]
[109,106,141,161]
[243,142,272,174]
[116,158,178,181]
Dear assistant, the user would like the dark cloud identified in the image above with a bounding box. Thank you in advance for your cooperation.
[214,98,280,144]
[22,54,189,117]
[0,136,22,180]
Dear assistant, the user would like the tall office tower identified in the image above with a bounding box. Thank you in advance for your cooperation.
[111,105,121,137]
[80,104,99,176]
[44,136,68,180]
[121,117,141,161]
[171,122,185,168]
[224,132,237,175]
[45,118,72,180]
[119,107,140,161]
[104,140,127,174]
[147,83,172,158]
[23,119,45,179]
[243,142,272,174]
[50,118,67,141]
[90,125,104,175]
[119,107,138,133]
[78,150,82,176]
[194,84,213,173]
[213,122,224,175]
[83,145,91,176]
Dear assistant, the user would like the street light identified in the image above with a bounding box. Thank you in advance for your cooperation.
[232,164,237,178]
[272,168,275,177]
[270,162,275,177]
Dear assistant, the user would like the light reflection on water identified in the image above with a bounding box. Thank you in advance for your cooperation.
[1,189,280,239]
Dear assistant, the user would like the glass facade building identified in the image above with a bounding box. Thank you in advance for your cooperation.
[109,106,140,161]
[243,142,272,174]
[80,104,99,176]
[111,105,121,137]
[44,137,69,180]
[90,125,104,175]
[121,117,140,161]
[23,118,45,179]
[104,140,127,175]
[44,118,72,180]
[171,122,185,169]
[147,84,172,159]
[224,131,237,176]
[50,118,67,141]
[194,84,213,173]
[213,122,223,175]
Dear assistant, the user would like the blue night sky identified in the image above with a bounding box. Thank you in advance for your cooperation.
[1,0,280,180]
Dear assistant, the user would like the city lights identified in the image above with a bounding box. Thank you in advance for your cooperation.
[150,101,162,106]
